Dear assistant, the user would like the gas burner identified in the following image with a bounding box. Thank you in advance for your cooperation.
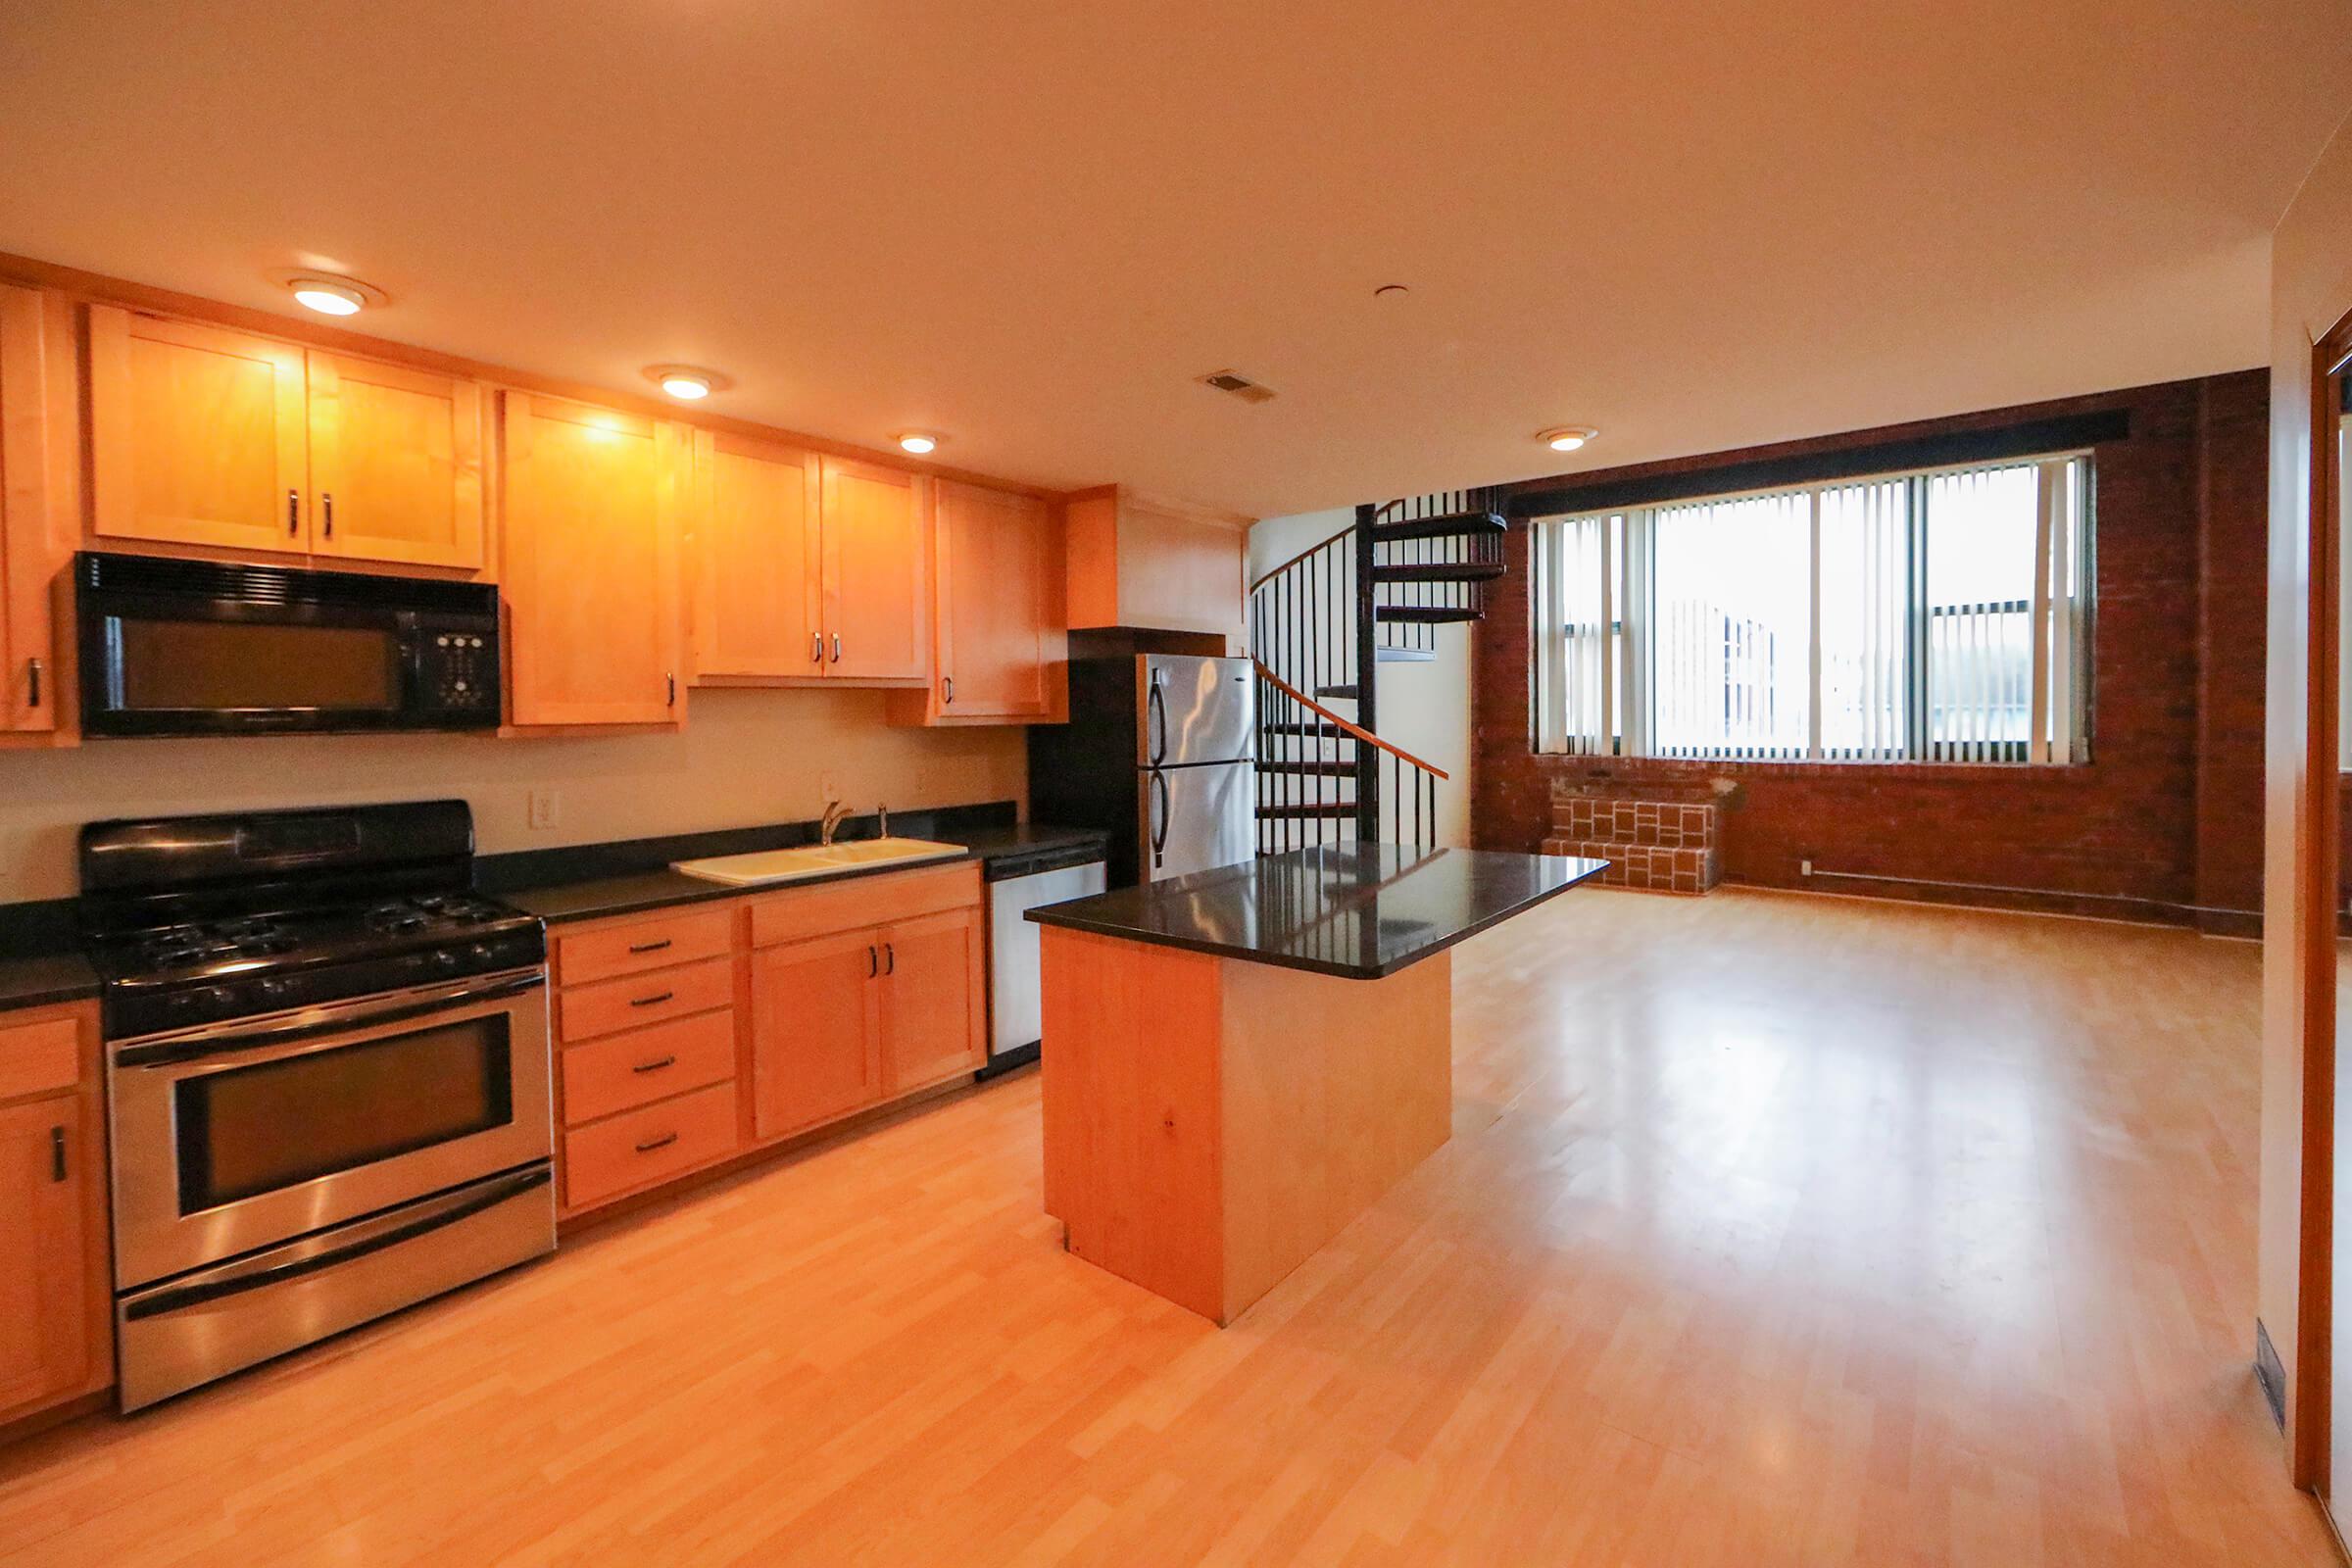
[138,919,299,967]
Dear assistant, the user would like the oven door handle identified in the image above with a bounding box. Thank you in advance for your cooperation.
[122,1165,552,1322]
[114,971,546,1069]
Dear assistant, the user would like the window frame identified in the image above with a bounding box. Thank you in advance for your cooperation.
[1530,450,2095,767]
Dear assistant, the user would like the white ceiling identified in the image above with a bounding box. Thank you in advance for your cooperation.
[2,2,2345,519]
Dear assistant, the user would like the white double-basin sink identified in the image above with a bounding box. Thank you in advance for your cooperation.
[669,836,966,888]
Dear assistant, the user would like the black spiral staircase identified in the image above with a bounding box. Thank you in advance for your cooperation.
[1250,489,1508,854]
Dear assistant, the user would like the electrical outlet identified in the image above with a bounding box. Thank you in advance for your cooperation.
[1799,858,1813,877]
[527,789,561,832]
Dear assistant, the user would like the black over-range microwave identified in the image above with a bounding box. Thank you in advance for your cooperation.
[75,552,503,738]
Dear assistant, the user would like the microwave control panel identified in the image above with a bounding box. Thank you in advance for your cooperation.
[415,624,502,719]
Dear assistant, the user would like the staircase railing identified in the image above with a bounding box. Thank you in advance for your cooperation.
[1252,661,1446,854]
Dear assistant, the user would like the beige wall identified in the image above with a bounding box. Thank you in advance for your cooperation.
[2260,105,2352,1483]
[0,688,1026,905]
[1248,508,1474,849]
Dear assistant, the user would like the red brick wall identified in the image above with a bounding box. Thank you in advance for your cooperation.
[1472,371,2271,927]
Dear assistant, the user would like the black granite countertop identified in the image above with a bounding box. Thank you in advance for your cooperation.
[1025,844,1608,980]
[498,813,1109,926]
[0,952,100,1010]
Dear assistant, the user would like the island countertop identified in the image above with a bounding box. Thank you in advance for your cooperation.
[1026,844,1608,980]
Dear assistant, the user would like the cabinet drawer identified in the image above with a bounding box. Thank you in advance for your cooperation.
[563,1010,737,1126]
[561,956,733,1043]
[0,1015,80,1102]
[564,1081,738,1209]
[556,907,734,985]
[750,862,980,949]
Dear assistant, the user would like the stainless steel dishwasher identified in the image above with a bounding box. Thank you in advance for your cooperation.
[980,841,1107,1077]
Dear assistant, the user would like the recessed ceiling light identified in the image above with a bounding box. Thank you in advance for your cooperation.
[644,365,731,401]
[896,431,943,456]
[1539,425,1598,452]
[288,276,368,317]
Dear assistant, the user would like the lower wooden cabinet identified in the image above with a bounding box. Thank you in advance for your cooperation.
[551,862,988,1220]
[0,1002,109,1426]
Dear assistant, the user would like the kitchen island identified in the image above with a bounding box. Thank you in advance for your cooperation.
[1029,844,1606,1324]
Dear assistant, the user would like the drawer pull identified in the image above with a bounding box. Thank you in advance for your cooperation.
[51,1127,66,1183]
[631,1054,679,1074]
[634,1131,679,1154]
[626,938,673,955]
[630,990,675,1008]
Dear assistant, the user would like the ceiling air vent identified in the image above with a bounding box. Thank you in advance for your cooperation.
[1199,369,1277,405]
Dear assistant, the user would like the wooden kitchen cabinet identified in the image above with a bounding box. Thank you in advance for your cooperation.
[1064,485,1249,643]
[877,906,986,1091]
[691,430,820,680]
[689,447,929,687]
[0,285,74,737]
[305,352,484,568]
[0,1002,110,1425]
[751,927,884,1140]
[501,392,688,729]
[819,457,928,682]
[888,478,1063,726]
[87,305,487,569]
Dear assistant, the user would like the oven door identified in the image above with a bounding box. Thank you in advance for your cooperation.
[108,970,553,1290]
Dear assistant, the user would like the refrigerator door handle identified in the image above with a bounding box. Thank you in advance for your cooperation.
[1149,769,1171,870]
[1147,679,1168,766]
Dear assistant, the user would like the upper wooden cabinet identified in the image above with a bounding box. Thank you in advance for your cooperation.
[501,393,687,728]
[0,285,74,737]
[890,479,1064,727]
[304,352,485,568]
[692,431,819,679]
[690,447,930,687]
[87,305,486,569]
[1064,485,1249,643]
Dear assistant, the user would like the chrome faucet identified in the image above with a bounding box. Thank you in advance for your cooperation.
[820,799,852,847]
[877,802,890,839]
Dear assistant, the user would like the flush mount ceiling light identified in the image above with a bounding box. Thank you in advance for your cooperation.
[896,431,944,456]
[1538,425,1598,452]
[281,273,385,317]
[644,365,732,401]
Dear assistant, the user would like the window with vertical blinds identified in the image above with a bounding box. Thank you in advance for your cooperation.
[1533,454,2091,764]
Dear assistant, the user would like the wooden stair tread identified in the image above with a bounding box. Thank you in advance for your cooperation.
[1371,510,1507,543]
[1371,562,1507,585]
[1256,803,1357,820]
[1259,760,1357,777]
[1314,683,1360,701]
[1375,605,1485,625]
[1263,720,1356,739]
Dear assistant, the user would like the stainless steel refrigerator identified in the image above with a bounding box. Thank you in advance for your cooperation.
[1027,654,1256,887]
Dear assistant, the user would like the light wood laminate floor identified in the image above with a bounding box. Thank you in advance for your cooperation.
[0,888,2331,1566]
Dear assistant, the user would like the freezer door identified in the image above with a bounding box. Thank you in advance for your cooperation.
[1140,760,1257,881]
[1138,656,1255,767]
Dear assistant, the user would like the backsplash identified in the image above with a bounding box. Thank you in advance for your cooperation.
[0,687,1026,906]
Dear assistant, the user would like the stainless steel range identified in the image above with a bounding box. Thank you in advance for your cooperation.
[81,800,555,1411]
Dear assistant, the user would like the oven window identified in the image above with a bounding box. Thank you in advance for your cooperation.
[175,1018,514,1213]
[112,617,400,711]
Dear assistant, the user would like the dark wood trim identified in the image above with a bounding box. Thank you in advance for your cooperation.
[1504,410,2132,519]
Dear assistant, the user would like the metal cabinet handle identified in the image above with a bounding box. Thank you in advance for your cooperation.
[322,492,334,539]
[883,943,896,976]
[631,1054,678,1074]
[666,672,677,707]
[626,939,672,955]
[811,631,823,664]
[286,488,300,536]
[943,674,955,705]
[866,945,877,978]
[24,657,40,710]
[629,990,674,1008]
[830,633,842,663]
[50,1127,65,1183]
[634,1132,679,1154]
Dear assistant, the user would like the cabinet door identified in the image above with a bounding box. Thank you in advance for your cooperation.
[879,906,984,1093]
[501,394,686,727]
[0,286,69,734]
[819,457,928,681]
[0,1097,90,1414]
[692,431,821,680]
[88,306,312,554]
[751,928,883,1139]
[1116,497,1247,641]
[306,352,485,569]
[935,480,1058,719]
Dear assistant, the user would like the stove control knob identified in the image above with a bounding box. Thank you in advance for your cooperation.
[257,977,295,1006]
[432,950,463,972]
[468,943,497,964]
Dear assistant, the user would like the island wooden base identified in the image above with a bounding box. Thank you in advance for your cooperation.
[1039,926,1451,1324]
